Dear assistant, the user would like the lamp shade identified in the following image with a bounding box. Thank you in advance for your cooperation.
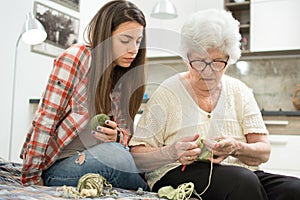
[151,0,178,19]
[21,12,47,45]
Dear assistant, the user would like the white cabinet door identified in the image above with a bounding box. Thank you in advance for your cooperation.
[260,135,300,178]
[250,0,300,52]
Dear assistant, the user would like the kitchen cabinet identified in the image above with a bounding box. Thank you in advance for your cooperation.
[260,135,300,178]
[224,0,251,53]
[260,115,300,178]
[250,0,300,52]
[263,115,300,135]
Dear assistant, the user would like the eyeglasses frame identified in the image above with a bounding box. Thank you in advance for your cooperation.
[188,57,229,72]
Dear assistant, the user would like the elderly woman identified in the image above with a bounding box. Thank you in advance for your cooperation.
[129,9,300,200]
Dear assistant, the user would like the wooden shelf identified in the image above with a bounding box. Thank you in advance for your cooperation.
[240,24,250,33]
[225,0,251,52]
[225,1,250,10]
[240,24,250,29]
[241,50,251,54]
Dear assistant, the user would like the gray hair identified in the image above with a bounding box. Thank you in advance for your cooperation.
[181,9,241,65]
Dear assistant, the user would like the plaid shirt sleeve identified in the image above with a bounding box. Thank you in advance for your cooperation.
[20,44,91,185]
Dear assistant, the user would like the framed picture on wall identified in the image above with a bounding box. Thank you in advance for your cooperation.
[31,2,80,57]
[50,0,80,12]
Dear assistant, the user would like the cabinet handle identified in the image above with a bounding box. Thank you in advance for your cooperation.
[264,120,289,126]
[269,138,288,145]
[252,0,285,4]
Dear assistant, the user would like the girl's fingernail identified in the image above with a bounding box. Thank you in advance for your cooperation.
[105,120,109,125]
[97,127,101,131]
[92,131,96,134]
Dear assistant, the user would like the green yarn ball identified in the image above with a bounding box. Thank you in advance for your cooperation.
[90,114,110,131]
[77,173,112,197]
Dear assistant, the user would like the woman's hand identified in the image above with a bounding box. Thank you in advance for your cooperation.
[130,134,202,172]
[91,120,119,143]
[171,134,201,166]
[210,134,271,166]
[209,136,239,163]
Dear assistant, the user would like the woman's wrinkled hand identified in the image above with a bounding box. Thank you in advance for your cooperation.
[210,136,239,163]
[170,134,201,166]
[91,120,119,143]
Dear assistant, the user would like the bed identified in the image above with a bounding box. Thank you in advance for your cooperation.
[0,157,163,199]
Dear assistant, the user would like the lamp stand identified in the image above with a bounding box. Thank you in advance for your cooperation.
[9,35,22,161]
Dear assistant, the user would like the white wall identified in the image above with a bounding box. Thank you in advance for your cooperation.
[0,0,84,162]
[132,0,224,57]
[0,0,223,162]
[0,0,51,162]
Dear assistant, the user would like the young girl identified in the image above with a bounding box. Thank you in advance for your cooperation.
[20,0,148,191]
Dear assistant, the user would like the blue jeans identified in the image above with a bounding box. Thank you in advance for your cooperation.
[42,142,149,191]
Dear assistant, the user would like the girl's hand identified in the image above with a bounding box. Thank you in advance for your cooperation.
[91,120,119,143]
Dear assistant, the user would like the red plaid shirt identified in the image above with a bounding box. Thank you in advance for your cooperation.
[20,44,92,185]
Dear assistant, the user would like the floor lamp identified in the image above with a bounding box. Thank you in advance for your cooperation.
[9,12,47,161]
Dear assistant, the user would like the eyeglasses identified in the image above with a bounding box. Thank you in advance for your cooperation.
[189,58,228,72]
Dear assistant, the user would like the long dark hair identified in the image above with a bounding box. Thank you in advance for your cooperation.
[84,0,146,132]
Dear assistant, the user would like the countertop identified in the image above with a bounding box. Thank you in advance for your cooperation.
[261,109,300,116]
[29,98,300,116]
